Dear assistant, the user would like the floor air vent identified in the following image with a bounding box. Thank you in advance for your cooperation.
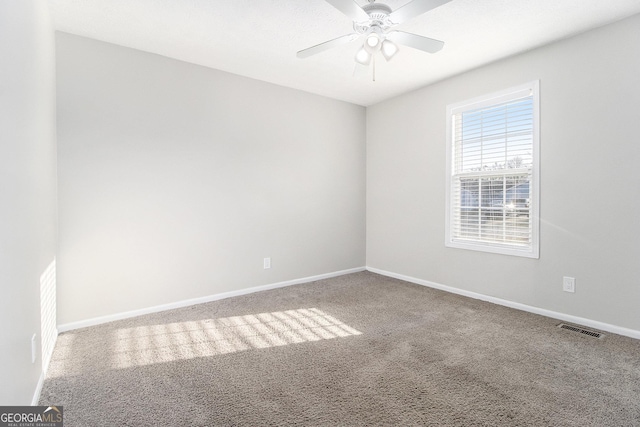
[557,323,603,339]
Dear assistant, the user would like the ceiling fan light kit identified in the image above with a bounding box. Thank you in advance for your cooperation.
[381,39,398,60]
[364,34,381,53]
[355,47,372,65]
[365,33,381,50]
[297,0,451,78]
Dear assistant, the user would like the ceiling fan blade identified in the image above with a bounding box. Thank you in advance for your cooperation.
[324,0,370,22]
[297,33,360,59]
[388,0,452,24]
[386,31,444,54]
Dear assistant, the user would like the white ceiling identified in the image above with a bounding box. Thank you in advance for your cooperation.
[50,0,640,106]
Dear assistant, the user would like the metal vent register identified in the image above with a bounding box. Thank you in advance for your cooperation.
[558,323,604,339]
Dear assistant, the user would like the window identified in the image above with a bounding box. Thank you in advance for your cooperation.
[445,81,539,258]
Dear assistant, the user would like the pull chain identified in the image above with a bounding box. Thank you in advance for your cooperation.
[372,55,376,82]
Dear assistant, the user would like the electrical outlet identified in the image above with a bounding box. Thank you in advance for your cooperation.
[31,334,37,364]
[263,257,271,269]
[563,276,575,293]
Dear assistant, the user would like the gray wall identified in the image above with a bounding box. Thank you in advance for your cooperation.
[367,14,640,331]
[0,2,57,404]
[56,33,366,325]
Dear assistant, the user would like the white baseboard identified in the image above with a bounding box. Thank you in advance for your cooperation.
[31,371,44,406]
[58,267,366,333]
[367,267,640,340]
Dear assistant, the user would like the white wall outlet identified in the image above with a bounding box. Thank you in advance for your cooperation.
[563,276,575,293]
[263,257,271,269]
[31,333,37,363]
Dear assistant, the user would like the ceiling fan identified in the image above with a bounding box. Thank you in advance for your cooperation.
[297,0,452,75]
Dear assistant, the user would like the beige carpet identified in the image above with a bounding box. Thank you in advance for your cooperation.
[40,272,640,426]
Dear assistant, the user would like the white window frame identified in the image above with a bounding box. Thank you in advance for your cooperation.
[445,81,540,258]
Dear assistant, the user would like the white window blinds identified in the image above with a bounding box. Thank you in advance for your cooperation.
[446,82,539,258]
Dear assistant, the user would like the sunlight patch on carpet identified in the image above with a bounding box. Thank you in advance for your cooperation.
[47,332,77,378]
[110,308,362,368]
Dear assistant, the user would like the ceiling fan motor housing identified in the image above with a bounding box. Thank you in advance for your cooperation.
[354,2,394,34]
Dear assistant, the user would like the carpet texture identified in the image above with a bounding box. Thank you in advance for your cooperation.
[40,272,640,426]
